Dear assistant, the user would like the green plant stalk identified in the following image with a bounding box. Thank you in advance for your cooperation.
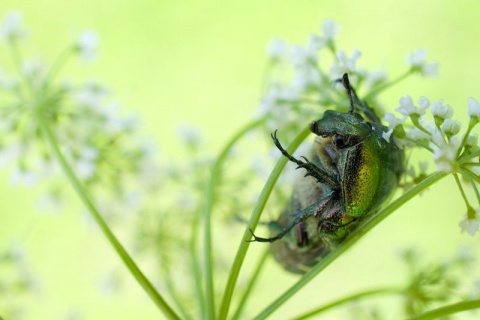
[39,118,180,320]
[190,208,206,318]
[293,286,404,320]
[254,171,447,319]
[407,299,480,320]
[231,248,270,320]
[218,126,311,320]
[203,117,265,319]
[364,70,412,100]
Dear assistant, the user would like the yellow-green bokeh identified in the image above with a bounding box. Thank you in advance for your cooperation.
[1,1,480,319]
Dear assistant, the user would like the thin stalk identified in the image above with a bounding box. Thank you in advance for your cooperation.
[39,118,180,319]
[407,299,480,320]
[203,117,266,319]
[231,248,270,320]
[189,208,205,318]
[364,70,412,100]
[293,286,404,320]
[253,171,447,319]
[218,126,311,320]
[43,46,75,90]
[453,173,472,209]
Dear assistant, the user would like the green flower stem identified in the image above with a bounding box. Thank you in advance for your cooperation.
[231,248,270,320]
[292,286,404,320]
[190,209,205,318]
[254,171,447,319]
[457,120,475,158]
[407,299,480,320]
[218,126,311,320]
[459,148,480,164]
[453,173,473,212]
[39,118,180,320]
[365,70,413,100]
[43,46,75,90]
[203,117,266,319]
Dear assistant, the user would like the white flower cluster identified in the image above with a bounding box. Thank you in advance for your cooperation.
[0,12,162,217]
[384,96,480,236]
[257,20,438,140]
[384,96,480,173]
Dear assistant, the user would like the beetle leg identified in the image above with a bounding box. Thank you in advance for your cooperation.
[271,131,340,190]
[248,192,334,243]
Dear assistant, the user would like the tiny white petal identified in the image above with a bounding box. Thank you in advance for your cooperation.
[0,11,27,42]
[466,134,478,148]
[417,96,430,110]
[406,49,427,67]
[459,215,480,237]
[421,62,439,77]
[77,30,99,61]
[431,99,454,119]
[441,119,461,135]
[322,19,339,40]
[468,97,480,118]
[267,38,287,59]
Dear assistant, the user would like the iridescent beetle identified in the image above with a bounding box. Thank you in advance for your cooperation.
[250,74,404,274]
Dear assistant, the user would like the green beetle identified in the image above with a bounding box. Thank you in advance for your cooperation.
[250,74,404,274]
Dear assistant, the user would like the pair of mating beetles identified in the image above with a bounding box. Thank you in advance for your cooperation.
[250,74,404,274]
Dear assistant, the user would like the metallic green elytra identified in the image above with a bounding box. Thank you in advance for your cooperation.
[250,74,404,274]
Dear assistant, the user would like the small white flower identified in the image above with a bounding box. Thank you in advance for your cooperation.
[365,69,387,89]
[21,59,44,78]
[0,11,27,42]
[441,118,461,136]
[395,96,428,117]
[0,67,18,89]
[76,30,99,61]
[305,34,323,58]
[75,159,96,179]
[177,125,203,146]
[431,99,454,119]
[406,49,438,77]
[432,133,460,172]
[330,49,361,78]
[75,81,109,109]
[406,127,430,141]
[421,62,438,77]
[459,213,480,236]
[0,143,22,169]
[322,19,339,40]
[406,49,428,67]
[466,134,478,148]
[468,97,480,118]
[382,112,406,142]
[74,147,98,179]
[417,96,430,110]
[10,167,38,186]
[267,38,287,59]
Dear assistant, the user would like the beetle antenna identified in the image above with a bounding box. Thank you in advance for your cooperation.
[342,73,355,114]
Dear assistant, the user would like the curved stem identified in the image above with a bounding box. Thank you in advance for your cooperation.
[190,208,205,318]
[253,171,447,319]
[203,117,266,319]
[218,126,311,320]
[293,286,404,320]
[407,299,480,320]
[365,70,412,100]
[231,248,270,320]
[39,118,180,319]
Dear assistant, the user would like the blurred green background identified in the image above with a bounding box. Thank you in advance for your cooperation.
[1,0,480,319]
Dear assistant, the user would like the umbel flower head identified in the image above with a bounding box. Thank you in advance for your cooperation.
[385,95,480,235]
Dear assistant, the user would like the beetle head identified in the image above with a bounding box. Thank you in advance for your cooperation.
[309,111,372,149]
